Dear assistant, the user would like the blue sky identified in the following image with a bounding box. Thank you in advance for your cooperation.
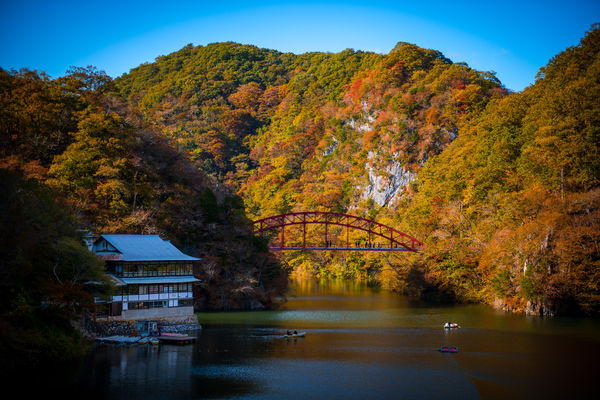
[0,1,598,91]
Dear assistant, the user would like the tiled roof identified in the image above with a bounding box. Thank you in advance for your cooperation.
[96,234,200,262]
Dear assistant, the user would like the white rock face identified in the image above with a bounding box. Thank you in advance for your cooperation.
[322,137,338,156]
[345,100,377,133]
[346,117,374,133]
[343,100,416,207]
[362,151,416,207]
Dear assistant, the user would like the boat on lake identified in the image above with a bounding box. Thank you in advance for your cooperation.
[439,346,458,353]
[283,332,306,338]
[443,322,460,329]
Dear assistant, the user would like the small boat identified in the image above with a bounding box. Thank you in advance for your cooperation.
[283,332,306,338]
[138,337,150,345]
[443,322,460,329]
[97,335,141,345]
[149,338,160,345]
[439,346,458,353]
[157,334,197,345]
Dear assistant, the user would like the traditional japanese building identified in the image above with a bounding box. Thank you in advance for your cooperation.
[92,234,200,320]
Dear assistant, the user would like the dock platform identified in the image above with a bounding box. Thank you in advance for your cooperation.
[97,334,197,345]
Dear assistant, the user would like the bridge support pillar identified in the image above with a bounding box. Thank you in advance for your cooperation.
[346,215,349,248]
[303,218,306,249]
[325,217,328,247]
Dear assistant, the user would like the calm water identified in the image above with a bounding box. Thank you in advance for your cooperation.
[35,279,600,399]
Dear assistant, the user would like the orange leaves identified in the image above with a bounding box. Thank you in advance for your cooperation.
[347,78,364,105]
[344,69,390,111]
[258,85,285,113]
[361,129,380,150]
[202,130,229,168]
[473,188,600,313]
[228,82,263,111]
[425,107,441,126]
[220,109,256,138]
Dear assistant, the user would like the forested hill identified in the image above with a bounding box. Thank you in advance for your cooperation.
[0,66,288,315]
[115,25,600,316]
[115,41,504,203]
[0,65,289,368]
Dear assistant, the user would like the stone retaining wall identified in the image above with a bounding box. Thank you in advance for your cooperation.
[80,314,201,338]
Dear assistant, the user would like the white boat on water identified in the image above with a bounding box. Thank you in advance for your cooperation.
[283,332,306,338]
[443,322,460,329]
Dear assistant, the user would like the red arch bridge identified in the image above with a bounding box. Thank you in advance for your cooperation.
[253,211,423,252]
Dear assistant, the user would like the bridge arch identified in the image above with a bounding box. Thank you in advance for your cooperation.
[253,211,423,252]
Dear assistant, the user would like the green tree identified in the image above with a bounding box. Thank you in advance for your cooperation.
[47,108,133,221]
[0,169,108,369]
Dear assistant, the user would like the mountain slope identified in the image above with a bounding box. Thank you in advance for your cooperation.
[115,41,506,278]
[116,25,599,315]
[400,24,600,315]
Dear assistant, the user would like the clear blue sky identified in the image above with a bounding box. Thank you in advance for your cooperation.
[1,0,598,92]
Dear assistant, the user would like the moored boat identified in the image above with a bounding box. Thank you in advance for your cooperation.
[157,334,196,345]
[97,335,142,345]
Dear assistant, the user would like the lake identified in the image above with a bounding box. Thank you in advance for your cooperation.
[35,278,600,399]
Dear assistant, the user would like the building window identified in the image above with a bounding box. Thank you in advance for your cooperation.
[179,299,193,307]
[148,285,164,294]
[126,284,195,296]
[127,300,168,310]
[119,262,195,277]
[178,283,191,292]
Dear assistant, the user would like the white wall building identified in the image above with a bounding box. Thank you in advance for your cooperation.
[92,234,200,320]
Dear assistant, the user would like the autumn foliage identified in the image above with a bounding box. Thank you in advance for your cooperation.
[3,24,600,327]
[108,26,600,315]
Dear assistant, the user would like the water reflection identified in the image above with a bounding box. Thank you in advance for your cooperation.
[79,345,198,399]
[192,277,599,399]
[42,278,600,399]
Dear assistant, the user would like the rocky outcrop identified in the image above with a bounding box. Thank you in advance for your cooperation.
[525,301,555,317]
[322,137,339,156]
[362,151,416,206]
